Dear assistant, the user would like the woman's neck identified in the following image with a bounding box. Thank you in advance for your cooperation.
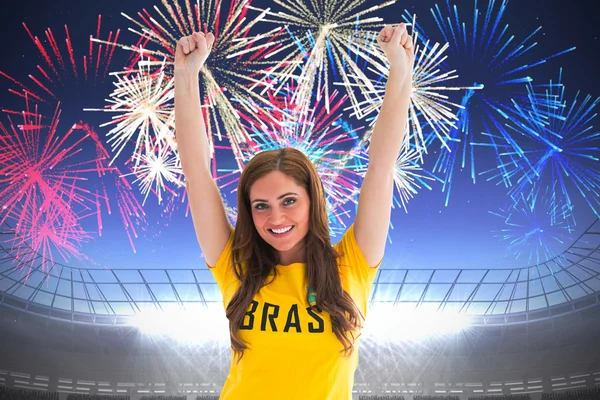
[277,242,306,265]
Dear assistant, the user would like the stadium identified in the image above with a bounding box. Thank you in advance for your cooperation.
[1,217,599,399]
[1,0,600,399]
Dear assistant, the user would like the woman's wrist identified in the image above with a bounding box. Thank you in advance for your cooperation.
[387,66,412,99]
[175,70,201,92]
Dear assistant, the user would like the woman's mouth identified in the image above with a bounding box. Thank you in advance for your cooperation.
[268,225,294,238]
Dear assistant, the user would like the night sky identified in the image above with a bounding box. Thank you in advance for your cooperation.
[1,0,599,275]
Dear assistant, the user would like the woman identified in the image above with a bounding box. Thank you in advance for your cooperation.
[174,23,414,400]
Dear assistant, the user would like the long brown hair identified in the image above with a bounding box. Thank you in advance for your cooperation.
[226,147,365,364]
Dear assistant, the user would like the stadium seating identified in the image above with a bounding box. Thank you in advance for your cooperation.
[67,395,129,400]
[358,396,406,400]
[415,396,460,400]
[139,397,184,400]
[0,387,59,400]
[541,387,600,400]
[469,395,531,400]
[3,385,600,400]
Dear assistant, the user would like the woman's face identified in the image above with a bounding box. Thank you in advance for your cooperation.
[249,170,310,259]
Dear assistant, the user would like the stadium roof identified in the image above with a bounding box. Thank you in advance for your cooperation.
[1,219,599,326]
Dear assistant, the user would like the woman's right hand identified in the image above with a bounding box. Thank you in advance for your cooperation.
[174,31,215,76]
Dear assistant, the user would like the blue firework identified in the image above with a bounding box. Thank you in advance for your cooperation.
[483,69,600,224]
[414,0,576,199]
[489,182,574,267]
[430,0,574,89]
[430,90,476,207]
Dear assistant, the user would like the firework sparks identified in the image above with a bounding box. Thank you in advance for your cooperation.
[0,102,101,275]
[77,122,147,251]
[428,0,575,157]
[3,199,94,281]
[228,85,367,227]
[392,141,443,214]
[342,14,482,161]
[247,0,396,115]
[481,69,600,223]
[123,137,184,206]
[0,16,121,104]
[429,90,479,207]
[489,183,574,266]
[84,53,176,168]
[92,0,288,168]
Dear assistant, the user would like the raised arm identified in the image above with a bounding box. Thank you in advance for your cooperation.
[174,31,232,267]
[354,23,414,268]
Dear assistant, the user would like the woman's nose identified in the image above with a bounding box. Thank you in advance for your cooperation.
[269,207,286,224]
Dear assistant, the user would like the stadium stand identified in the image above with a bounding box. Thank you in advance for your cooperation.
[358,396,406,400]
[469,395,532,400]
[0,387,58,400]
[415,396,460,400]
[139,397,185,400]
[67,396,129,400]
[541,387,600,400]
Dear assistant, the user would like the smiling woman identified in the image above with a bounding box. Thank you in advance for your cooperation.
[200,147,380,395]
[174,20,398,398]
[249,170,310,265]
[224,146,368,351]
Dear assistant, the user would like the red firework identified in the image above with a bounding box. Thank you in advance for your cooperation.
[0,14,148,261]
[1,15,123,104]
[0,100,100,277]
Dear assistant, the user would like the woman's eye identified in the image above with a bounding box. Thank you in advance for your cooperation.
[254,199,295,210]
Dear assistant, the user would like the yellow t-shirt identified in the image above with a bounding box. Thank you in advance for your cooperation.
[208,223,381,400]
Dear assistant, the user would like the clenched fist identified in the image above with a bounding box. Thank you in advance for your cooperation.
[377,23,414,79]
[174,31,215,76]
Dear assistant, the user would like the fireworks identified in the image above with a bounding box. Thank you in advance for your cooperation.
[429,0,575,157]
[430,0,574,88]
[482,69,600,223]
[122,136,184,206]
[238,85,367,227]
[92,0,288,167]
[0,102,98,276]
[1,0,597,306]
[84,53,177,168]
[0,16,120,104]
[383,0,576,206]
[0,16,147,256]
[490,184,574,266]
[343,14,482,161]
[247,0,396,115]
[392,141,443,214]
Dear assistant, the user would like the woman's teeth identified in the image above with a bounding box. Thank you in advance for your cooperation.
[270,226,293,234]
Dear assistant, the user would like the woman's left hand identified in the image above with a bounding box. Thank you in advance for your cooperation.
[377,23,415,81]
